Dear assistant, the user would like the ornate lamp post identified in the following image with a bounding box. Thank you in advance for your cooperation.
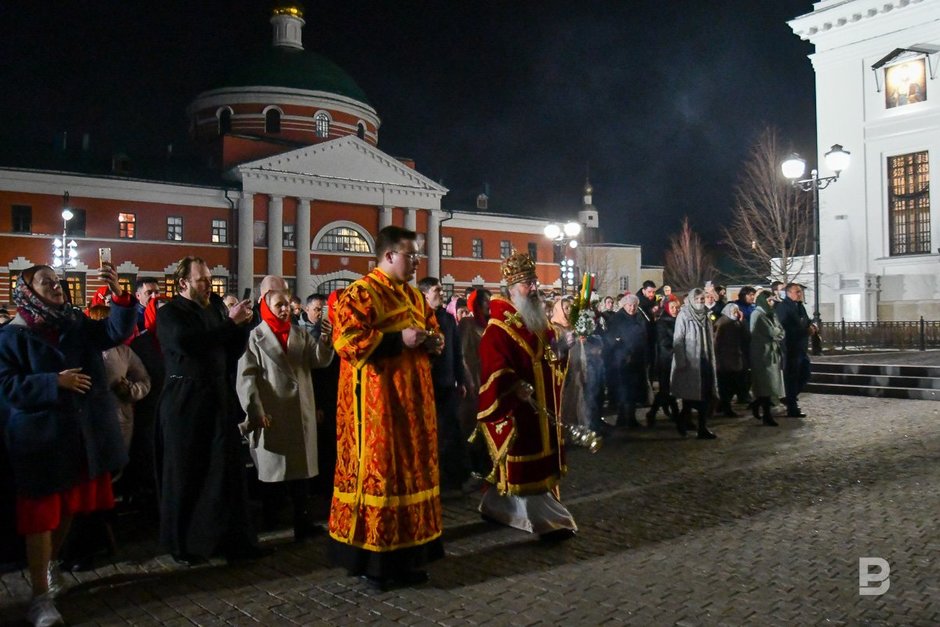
[544,221,581,295]
[52,192,79,270]
[781,144,851,328]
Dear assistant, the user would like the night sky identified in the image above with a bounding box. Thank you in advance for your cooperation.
[0,1,818,265]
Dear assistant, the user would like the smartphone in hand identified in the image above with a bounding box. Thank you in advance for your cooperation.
[98,247,112,267]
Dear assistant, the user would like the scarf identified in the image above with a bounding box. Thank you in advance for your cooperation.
[467,289,487,329]
[261,294,291,352]
[12,273,76,335]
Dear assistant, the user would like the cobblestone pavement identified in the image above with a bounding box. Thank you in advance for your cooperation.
[2,393,938,626]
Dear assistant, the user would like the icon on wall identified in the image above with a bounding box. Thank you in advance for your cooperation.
[885,59,926,109]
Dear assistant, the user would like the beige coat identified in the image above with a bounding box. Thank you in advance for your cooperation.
[236,322,334,482]
[100,344,151,452]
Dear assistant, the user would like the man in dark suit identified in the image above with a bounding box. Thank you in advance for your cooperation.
[775,283,814,417]
[418,277,468,490]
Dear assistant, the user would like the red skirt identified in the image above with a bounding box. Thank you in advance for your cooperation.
[16,474,114,535]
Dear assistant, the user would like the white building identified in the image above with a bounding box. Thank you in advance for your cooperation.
[790,0,940,321]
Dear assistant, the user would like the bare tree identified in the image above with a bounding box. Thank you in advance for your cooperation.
[577,244,620,297]
[723,126,812,284]
[663,216,716,293]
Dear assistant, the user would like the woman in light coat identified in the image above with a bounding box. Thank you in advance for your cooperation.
[670,288,718,439]
[749,290,785,426]
[237,289,334,541]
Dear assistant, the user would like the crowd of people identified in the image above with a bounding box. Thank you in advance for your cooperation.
[0,225,816,625]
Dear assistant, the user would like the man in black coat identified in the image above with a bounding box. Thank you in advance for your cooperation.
[155,256,263,565]
[419,277,468,490]
[775,283,813,417]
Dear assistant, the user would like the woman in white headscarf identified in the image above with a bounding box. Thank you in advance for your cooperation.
[670,288,718,439]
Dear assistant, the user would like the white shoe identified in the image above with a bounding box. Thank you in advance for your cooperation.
[27,592,64,626]
[46,560,66,598]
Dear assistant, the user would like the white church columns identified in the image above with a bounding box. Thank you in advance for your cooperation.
[427,209,442,278]
[296,198,312,296]
[238,192,254,297]
[267,195,284,277]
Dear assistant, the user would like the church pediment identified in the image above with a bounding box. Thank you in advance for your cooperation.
[232,136,446,196]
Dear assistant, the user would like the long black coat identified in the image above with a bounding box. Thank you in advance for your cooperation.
[155,295,253,557]
[605,310,649,405]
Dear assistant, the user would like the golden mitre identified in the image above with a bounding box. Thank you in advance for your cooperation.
[501,249,537,285]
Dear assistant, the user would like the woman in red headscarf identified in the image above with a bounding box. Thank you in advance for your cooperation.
[236,288,334,541]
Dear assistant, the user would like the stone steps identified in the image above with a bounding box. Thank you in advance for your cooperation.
[807,362,940,400]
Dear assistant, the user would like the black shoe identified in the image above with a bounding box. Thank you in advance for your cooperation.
[645,408,656,427]
[722,407,740,418]
[786,409,807,418]
[539,528,576,542]
[224,545,274,563]
[172,553,208,567]
[696,429,717,440]
[762,416,779,426]
[748,401,760,420]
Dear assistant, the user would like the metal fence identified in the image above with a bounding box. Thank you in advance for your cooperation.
[820,318,940,351]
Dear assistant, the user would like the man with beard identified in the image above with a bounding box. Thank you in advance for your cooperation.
[155,256,264,565]
[475,250,576,541]
[329,226,444,590]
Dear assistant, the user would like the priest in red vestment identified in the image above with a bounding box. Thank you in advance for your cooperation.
[475,250,577,540]
[328,225,444,589]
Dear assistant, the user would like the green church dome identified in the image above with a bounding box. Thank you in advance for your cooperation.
[220,47,371,106]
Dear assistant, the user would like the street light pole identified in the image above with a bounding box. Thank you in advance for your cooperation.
[543,220,581,295]
[781,144,850,329]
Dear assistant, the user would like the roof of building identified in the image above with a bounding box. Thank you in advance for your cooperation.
[217,47,371,105]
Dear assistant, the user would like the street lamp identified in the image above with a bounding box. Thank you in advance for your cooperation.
[52,192,79,270]
[544,221,581,294]
[781,143,851,329]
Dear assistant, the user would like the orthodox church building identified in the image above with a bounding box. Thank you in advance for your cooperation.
[0,6,562,305]
[790,0,940,321]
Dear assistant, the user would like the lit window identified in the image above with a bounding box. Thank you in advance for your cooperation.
[65,274,85,306]
[500,240,512,259]
[315,112,330,138]
[118,274,134,295]
[212,219,228,244]
[317,226,371,253]
[163,275,177,297]
[441,236,453,257]
[211,277,227,296]
[283,224,296,248]
[119,212,136,239]
[472,239,483,259]
[888,151,930,256]
[167,216,183,241]
[9,272,19,295]
[265,109,281,134]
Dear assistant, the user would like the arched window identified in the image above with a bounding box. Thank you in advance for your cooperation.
[218,108,232,135]
[357,122,366,140]
[315,112,330,138]
[319,278,353,295]
[316,226,372,253]
[265,108,281,134]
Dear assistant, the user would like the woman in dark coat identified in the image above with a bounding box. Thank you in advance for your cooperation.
[0,264,134,626]
[604,294,649,428]
[714,302,747,417]
[646,296,680,425]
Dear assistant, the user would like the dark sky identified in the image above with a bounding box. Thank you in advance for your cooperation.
[0,1,818,264]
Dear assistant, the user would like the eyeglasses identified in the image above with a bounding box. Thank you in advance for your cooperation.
[392,251,420,262]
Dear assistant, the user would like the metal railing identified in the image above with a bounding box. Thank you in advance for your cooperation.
[820,318,940,351]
